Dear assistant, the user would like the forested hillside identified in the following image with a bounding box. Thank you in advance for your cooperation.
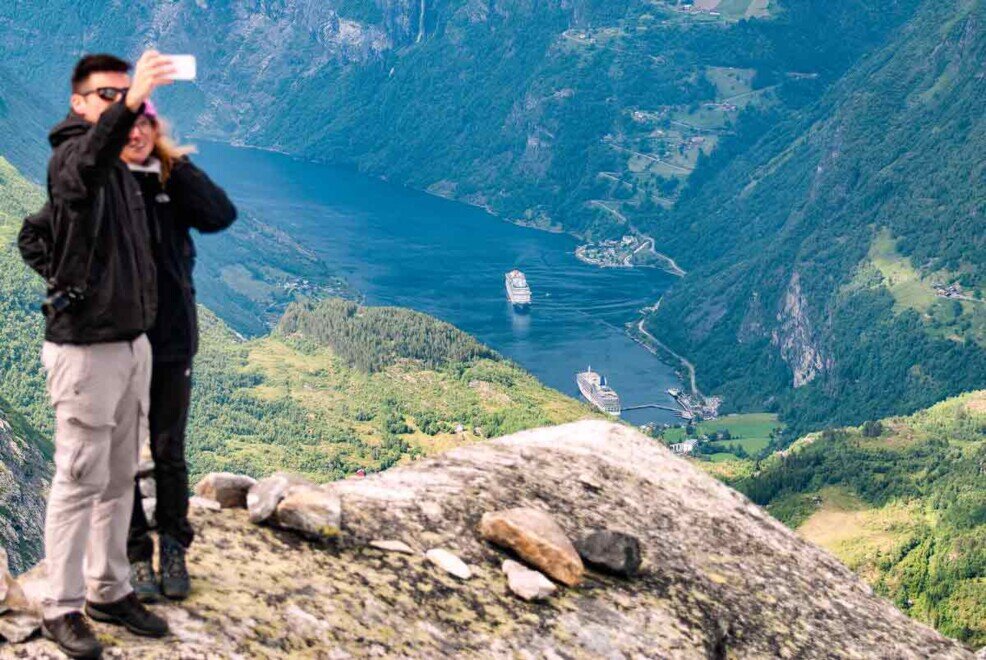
[650,0,986,433]
[0,158,51,573]
[0,1,976,429]
[735,391,986,646]
[0,0,921,237]
[187,298,593,483]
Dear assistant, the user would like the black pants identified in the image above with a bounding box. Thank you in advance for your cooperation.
[127,360,194,562]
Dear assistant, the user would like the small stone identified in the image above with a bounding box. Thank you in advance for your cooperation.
[0,611,41,643]
[274,487,342,539]
[578,473,603,492]
[138,475,157,499]
[143,497,157,528]
[369,540,415,554]
[425,549,472,580]
[247,472,315,524]
[137,441,154,477]
[190,496,222,512]
[479,508,584,586]
[194,472,258,509]
[502,559,556,601]
[575,530,642,578]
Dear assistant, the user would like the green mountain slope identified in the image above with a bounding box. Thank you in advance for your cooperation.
[0,397,48,575]
[0,1,921,237]
[650,0,986,433]
[735,391,986,646]
[188,299,593,483]
[0,158,51,573]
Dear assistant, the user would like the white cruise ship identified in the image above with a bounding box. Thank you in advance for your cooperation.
[576,366,621,416]
[505,269,532,308]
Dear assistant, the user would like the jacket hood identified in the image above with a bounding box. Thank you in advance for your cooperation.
[49,112,91,148]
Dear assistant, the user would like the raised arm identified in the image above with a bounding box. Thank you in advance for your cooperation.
[48,101,141,203]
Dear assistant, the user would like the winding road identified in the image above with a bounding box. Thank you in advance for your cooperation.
[632,299,701,398]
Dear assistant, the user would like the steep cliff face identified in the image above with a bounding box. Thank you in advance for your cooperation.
[4,421,973,657]
[0,401,48,575]
[770,271,829,388]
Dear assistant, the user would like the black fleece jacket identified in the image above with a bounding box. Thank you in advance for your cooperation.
[36,102,157,344]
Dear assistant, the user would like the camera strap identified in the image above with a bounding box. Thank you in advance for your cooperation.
[77,186,106,296]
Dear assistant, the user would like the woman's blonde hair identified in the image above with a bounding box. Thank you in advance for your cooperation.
[151,116,196,184]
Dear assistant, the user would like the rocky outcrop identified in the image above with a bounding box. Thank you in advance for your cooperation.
[5,421,972,658]
[0,408,49,575]
[771,271,831,387]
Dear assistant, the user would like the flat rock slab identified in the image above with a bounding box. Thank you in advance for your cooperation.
[274,487,342,539]
[502,559,556,601]
[248,472,315,524]
[479,508,584,586]
[426,549,472,580]
[369,540,416,555]
[0,611,41,643]
[194,473,258,509]
[575,530,643,578]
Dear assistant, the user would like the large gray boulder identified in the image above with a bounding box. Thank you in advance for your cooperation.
[194,472,258,509]
[273,487,342,539]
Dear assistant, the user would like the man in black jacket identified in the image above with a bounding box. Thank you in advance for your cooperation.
[25,52,175,659]
[21,102,239,607]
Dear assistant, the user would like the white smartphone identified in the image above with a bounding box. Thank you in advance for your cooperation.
[166,55,197,81]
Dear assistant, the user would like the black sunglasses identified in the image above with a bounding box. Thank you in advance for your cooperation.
[79,87,129,102]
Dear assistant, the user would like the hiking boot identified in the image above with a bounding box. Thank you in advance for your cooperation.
[41,611,103,659]
[129,559,160,603]
[85,592,169,638]
[159,534,190,600]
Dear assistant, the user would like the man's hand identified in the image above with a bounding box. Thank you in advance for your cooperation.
[125,50,176,112]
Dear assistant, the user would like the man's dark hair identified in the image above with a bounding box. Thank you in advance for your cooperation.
[71,54,131,92]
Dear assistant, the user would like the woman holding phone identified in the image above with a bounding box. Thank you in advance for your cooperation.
[119,100,237,601]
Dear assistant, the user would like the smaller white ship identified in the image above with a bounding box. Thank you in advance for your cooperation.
[576,366,621,416]
[505,269,532,308]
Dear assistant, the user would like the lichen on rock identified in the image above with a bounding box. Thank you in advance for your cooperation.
[6,421,973,658]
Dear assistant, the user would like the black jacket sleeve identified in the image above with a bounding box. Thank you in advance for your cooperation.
[168,159,237,234]
[18,204,54,280]
[48,102,141,204]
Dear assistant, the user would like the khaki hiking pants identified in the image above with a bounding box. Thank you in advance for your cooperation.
[41,334,151,619]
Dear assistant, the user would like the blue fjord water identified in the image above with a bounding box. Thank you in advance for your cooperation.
[194,141,681,425]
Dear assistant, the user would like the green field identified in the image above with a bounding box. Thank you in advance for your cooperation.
[867,228,937,313]
[662,412,782,456]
